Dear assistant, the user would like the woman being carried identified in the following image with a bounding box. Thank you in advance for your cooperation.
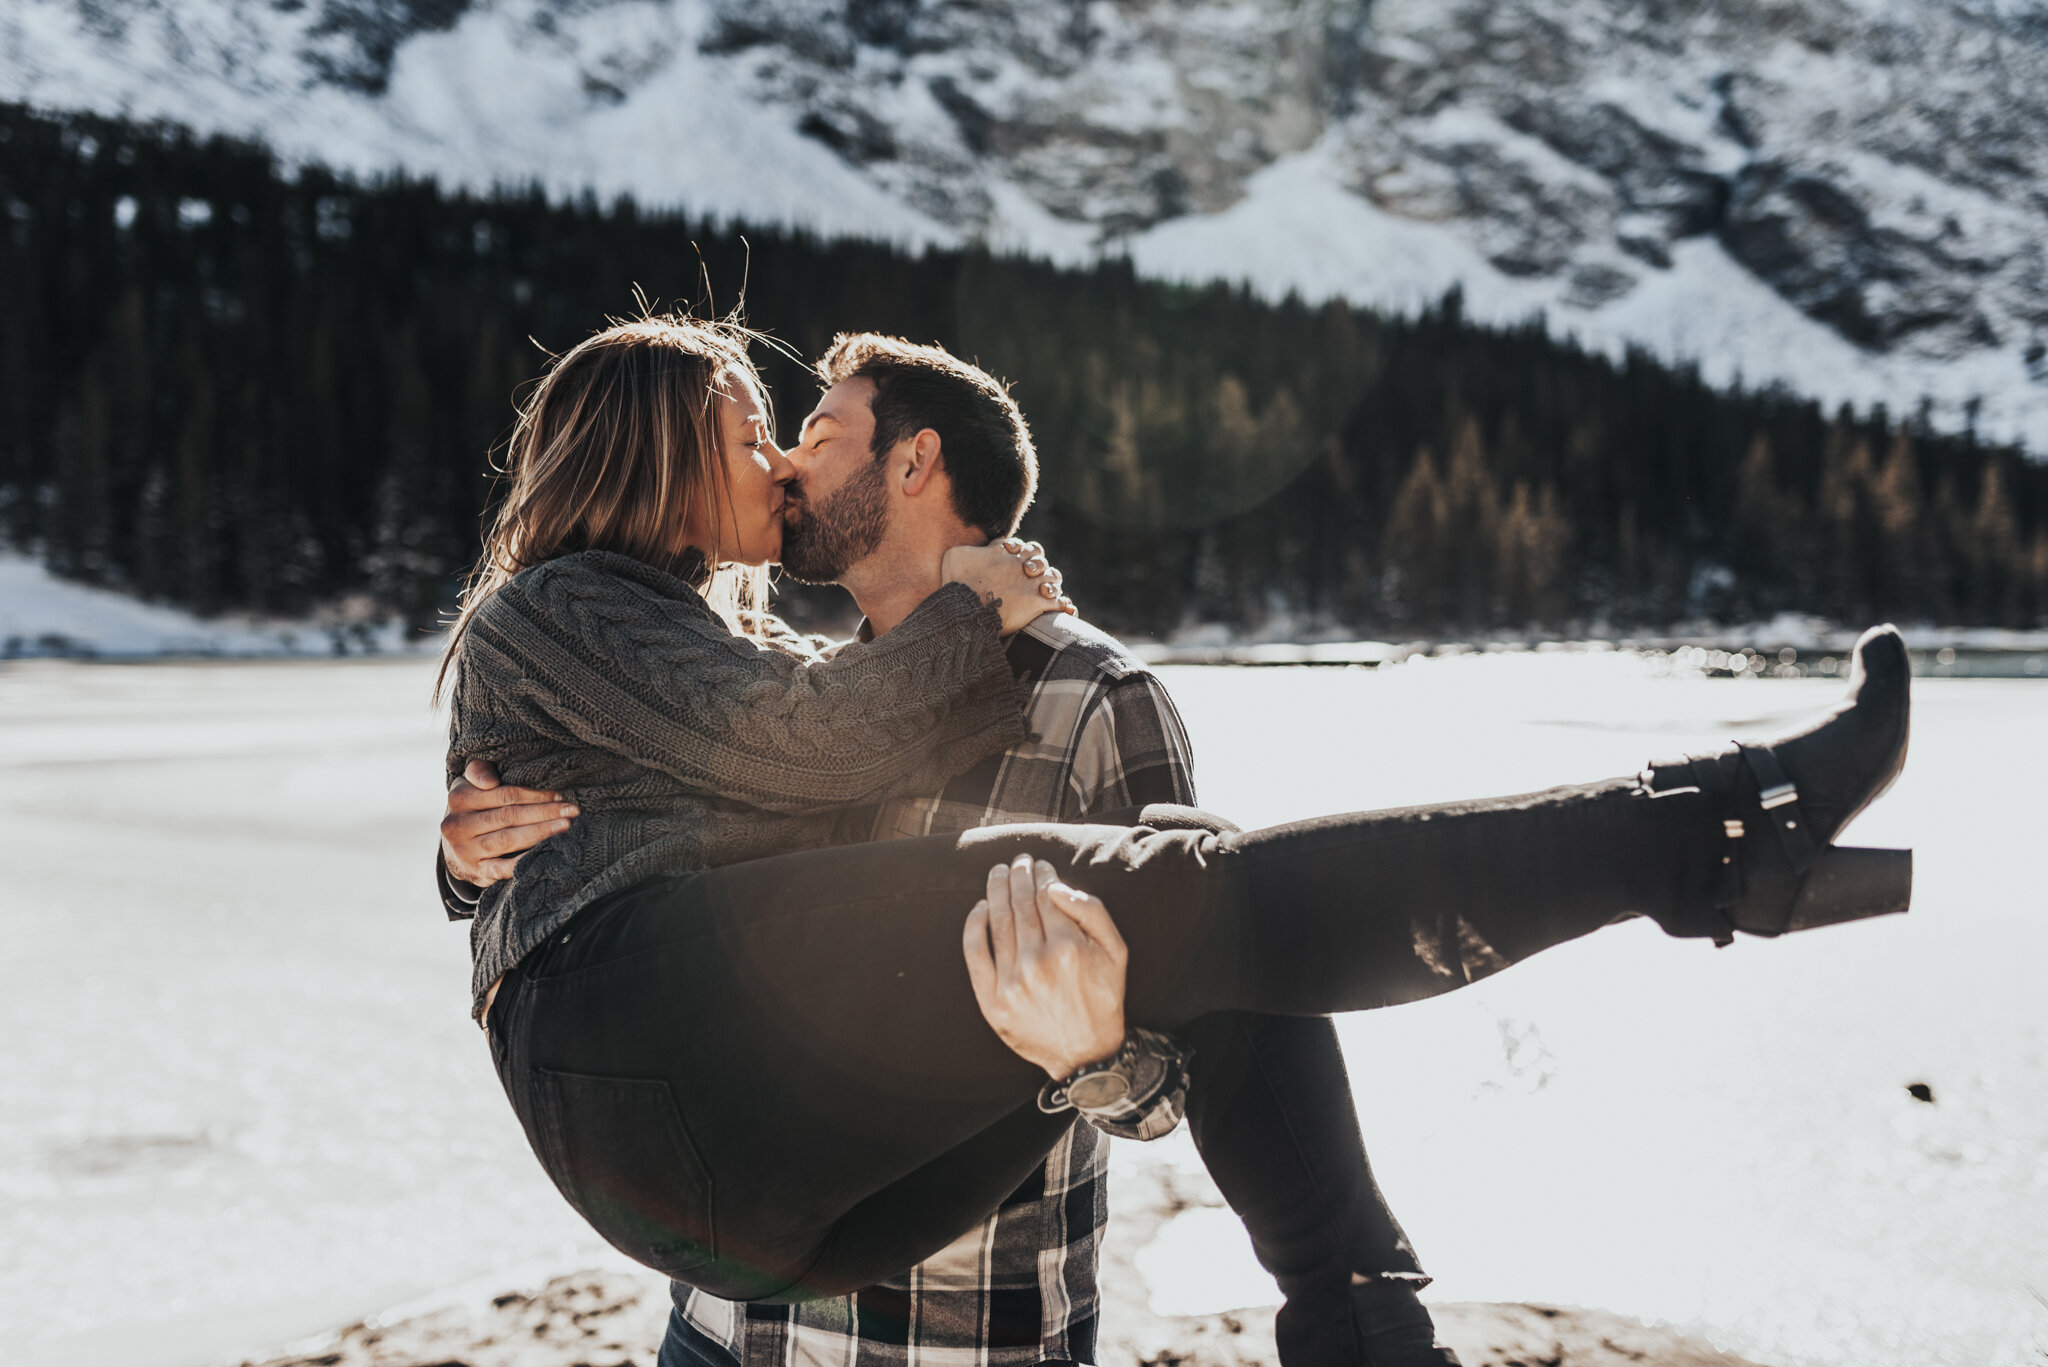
[442,313,1912,1306]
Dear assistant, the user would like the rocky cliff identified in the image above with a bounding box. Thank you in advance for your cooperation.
[5,0,2046,447]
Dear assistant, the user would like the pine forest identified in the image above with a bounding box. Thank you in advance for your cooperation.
[4,103,2045,640]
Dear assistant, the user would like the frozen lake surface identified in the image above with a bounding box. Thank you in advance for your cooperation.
[1,651,2043,1367]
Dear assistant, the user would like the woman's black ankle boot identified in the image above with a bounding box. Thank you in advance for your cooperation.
[1641,625,1913,938]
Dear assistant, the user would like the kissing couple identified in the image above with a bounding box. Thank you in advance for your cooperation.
[434,316,1913,1367]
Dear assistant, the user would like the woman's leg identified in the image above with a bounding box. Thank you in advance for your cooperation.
[503,629,1910,1299]
[497,775,1719,1301]
[493,864,1076,1302]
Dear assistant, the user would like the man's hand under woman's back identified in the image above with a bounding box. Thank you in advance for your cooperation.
[440,760,576,887]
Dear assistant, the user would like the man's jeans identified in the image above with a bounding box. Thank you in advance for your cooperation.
[658,1305,728,1367]
[659,1305,735,1367]
[658,1303,1087,1367]
[1179,1009,1427,1365]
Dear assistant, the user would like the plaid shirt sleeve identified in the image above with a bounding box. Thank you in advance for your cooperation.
[1068,670,1199,816]
[1066,669,1197,1141]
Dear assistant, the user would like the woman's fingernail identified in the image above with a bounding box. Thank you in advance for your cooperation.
[561,805,580,817]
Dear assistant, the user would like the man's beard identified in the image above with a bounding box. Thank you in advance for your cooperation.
[778,456,890,584]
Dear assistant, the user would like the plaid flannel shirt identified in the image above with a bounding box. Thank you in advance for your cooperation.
[675,610,1199,1367]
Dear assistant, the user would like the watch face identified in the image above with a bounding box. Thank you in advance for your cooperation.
[1068,1070,1133,1111]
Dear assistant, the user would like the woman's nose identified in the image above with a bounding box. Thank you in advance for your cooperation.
[767,442,797,483]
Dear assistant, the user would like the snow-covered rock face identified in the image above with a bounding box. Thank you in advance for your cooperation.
[300,2,478,93]
[690,0,1356,235]
[1339,0,2048,368]
[6,0,2048,445]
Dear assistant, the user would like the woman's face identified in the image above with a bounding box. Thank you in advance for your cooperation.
[692,371,794,566]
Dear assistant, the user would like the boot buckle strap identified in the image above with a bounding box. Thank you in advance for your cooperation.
[1738,745,1820,875]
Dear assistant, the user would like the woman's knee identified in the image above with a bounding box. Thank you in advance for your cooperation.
[1088,803,1241,835]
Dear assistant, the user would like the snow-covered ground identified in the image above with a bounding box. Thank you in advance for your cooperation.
[10,549,2045,667]
[0,554,419,658]
[1,652,2043,1367]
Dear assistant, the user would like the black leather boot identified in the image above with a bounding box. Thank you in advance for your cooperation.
[1347,1277,1462,1366]
[1642,624,1912,938]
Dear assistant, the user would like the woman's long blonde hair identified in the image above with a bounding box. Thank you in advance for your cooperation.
[436,313,772,700]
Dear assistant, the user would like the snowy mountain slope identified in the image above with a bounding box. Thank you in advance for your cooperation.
[6,0,2048,449]
[0,0,936,240]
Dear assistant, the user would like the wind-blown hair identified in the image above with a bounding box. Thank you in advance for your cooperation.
[437,314,770,700]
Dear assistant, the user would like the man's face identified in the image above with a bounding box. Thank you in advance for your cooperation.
[780,377,893,584]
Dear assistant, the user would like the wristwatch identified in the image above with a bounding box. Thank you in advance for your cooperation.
[1037,1028,1187,1120]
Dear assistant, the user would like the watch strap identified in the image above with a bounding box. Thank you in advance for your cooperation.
[1037,1028,1188,1128]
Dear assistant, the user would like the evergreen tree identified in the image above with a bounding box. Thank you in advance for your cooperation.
[1,101,2041,639]
[1383,448,1450,626]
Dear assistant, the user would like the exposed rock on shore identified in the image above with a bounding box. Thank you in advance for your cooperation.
[244,1148,1767,1367]
[241,1266,1769,1367]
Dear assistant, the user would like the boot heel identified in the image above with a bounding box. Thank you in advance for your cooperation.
[1786,847,1913,932]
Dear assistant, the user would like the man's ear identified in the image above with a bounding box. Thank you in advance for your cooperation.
[901,428,945,497]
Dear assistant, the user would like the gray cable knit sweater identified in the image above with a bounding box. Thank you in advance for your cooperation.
[445,550,1030,1016]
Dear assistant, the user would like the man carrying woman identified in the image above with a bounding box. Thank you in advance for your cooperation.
[434,314,1911,1367]
[443,331,1461,1365]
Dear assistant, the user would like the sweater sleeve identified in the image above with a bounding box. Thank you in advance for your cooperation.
[464,557,1028,813]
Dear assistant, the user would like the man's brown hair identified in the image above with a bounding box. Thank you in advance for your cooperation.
[815,334,1038,538]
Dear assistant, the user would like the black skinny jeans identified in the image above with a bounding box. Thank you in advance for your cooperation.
[489,776,1718,1303]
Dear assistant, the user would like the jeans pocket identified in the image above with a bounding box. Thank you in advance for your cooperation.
[532,1069,718,1278]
